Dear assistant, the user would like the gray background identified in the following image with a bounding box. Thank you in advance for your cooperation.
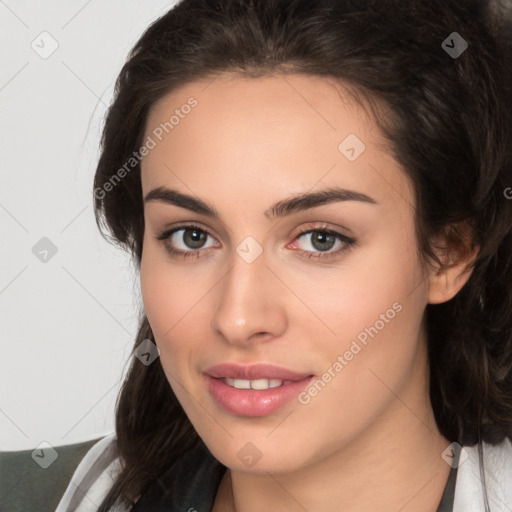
[1,0,177,450]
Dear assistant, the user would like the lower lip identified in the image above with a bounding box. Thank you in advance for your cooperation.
[205,375,315,417]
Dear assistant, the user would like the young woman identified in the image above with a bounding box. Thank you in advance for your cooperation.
[56,0,512,511]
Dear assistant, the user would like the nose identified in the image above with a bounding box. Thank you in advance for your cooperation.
[210,247,287,346]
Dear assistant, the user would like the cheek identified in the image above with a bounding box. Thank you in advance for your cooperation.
[140,242,191,355]
[140,244,171,334]
[288,219,421,345]
[319,235,425,407]
[139,239,216,377]
[298,222,425,387]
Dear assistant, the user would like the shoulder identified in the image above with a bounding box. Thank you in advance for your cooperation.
[55,432,128,512]
[453,437,512,512]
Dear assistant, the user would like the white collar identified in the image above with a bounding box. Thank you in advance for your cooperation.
[453,437,512,511]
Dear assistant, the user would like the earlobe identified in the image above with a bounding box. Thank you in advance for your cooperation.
[427,244,480,305]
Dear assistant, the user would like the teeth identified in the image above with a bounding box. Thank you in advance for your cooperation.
[224,378,285,389]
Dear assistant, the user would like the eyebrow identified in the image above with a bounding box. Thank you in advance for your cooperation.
[143,186,378,219]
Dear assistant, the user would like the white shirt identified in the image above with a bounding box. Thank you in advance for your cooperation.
[56,433,512,512]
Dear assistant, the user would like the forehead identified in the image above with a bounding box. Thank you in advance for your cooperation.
[141,73,413,211]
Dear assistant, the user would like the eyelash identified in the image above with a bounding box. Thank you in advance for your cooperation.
[155,222,356,261]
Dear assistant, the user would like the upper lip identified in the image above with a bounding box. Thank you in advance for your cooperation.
[204,363,314,381]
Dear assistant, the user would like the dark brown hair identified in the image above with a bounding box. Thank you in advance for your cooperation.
[93,0,512,509]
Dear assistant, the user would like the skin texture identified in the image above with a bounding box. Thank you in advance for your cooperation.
[139,73,478,512]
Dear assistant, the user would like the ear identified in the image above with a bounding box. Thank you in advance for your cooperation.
[427,224,480,305]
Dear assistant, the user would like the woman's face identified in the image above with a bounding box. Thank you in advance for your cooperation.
[139,73,434,472]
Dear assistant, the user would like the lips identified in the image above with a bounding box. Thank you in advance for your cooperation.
[203,362,316,416]
[203,362,313,381]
